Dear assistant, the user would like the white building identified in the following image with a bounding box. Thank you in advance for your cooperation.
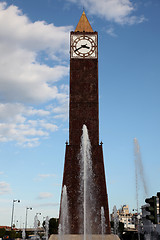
[111,205,136,230]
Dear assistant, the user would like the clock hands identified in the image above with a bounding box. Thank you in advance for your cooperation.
[81,44,90,49]
[75,44,90,52]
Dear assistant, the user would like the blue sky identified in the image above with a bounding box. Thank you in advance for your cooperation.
[0,0,160,228]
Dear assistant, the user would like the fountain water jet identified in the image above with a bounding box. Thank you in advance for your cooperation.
[22,228,25,240]
[101,206,105,237]
[45,216,49,240]
[34,215,38,240]
[59,185,69,239]
[113,206,118,236]
[80,125,92,239]
[134,138,148,202]
[134,138,148,240]
[79,124,96,239]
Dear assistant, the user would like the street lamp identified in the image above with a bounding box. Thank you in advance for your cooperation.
[36,212,41,216]
[36,213,41,227]
[34,212,42,237]
[11,199,20,229]
[25,207,32,230]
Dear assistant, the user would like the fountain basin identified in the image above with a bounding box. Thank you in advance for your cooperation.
[49,234,120,240]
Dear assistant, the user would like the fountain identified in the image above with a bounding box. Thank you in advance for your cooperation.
[22,228,26,240]
[59,185,69,239]
[101,206,106,238]
[79,124,96,238]
[113,206,118,236]
[34,215,39,240]
[134,138,148,204]
[134,138,148,240]
[57,125,120,240]
[45,216,49,240]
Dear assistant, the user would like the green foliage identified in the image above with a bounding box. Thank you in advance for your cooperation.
[0,229,23,240]
[48,218,59,235]
[110,221,114,228]
[118,222,124,235]
[110,220,124,237]
[16,231,22,238]
[0,228,6,238]
[8,230,17,239]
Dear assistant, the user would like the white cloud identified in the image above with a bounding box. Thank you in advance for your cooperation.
[38,174,56,179]
[46,85,69,120]
[0,2,71,103]
[67,0,145,25]
[0,3,71,55]
[0,103,59,147]
[106,26,117,37]
[0,103,50,123]
[52,102,69,120]
[37,192,53,199]
[0,2,71,146]
[0,181,11,195]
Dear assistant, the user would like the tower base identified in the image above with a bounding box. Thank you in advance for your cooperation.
[60,144,110,234]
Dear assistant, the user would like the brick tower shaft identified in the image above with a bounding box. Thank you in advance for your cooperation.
[59,11,111,234]
[69,58,99,146]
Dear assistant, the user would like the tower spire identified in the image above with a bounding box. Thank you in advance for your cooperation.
[75,11,94,32]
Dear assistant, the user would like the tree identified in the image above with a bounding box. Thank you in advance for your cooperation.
[110,220,124,237]
[0,228,6,238]
[48,218,59,235]
[8,230,17,239]
[118,221,124,237]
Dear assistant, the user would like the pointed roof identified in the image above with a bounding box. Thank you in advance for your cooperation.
[75,11,94,32]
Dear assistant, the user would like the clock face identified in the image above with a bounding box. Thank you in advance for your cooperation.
[71,34,97,58]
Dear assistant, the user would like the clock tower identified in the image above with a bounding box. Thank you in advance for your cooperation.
[59,11,111,234]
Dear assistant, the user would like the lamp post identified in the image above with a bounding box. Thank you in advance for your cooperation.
[36,212,41,216]
[25,207,32,230]
[34,212,41,238]
[36,213,41,227]
[11,199,20,229]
